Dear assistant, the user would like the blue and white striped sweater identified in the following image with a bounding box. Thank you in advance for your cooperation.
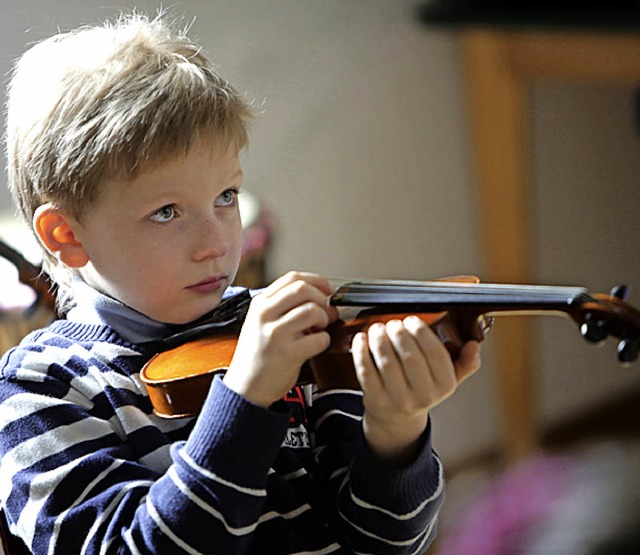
[0,298,444,554]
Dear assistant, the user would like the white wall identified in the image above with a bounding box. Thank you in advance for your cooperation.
[1,0,639,465]
[532,83,640,427]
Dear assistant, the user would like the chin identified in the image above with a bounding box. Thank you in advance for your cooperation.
[150,290,225,324]
[175,304,220,325]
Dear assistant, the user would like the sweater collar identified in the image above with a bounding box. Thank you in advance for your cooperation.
[65,278,252,345]
[65,279,172,344]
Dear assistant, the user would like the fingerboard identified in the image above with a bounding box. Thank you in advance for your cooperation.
[331,281,594,312]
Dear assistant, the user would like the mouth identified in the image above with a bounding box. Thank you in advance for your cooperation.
[186,275,228,294]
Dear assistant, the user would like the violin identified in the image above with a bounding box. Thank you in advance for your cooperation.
[0,239,57,314]
[140,275,640,418]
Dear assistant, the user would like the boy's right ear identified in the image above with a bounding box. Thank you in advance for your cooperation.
[33,204,89,268]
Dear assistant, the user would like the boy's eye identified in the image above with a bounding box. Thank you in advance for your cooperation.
[149,205,177,223]
[215,188,239,207]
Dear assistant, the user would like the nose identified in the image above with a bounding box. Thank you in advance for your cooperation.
[191,215,230,261]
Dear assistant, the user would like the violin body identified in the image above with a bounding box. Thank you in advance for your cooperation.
[142,334,239,418]
[141,276,640,418]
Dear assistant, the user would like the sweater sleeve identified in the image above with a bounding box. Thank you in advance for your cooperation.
[0,340,291,555]
[132,378,292,553]
[310,388,444,554]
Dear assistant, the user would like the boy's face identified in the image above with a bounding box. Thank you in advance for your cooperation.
[73,139,244,324]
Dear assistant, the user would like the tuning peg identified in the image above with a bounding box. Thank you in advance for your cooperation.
[581,313,608,344]
[617,338,640,365]
[610,284,630,300]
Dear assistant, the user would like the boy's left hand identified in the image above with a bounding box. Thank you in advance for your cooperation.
[351,315,481,466]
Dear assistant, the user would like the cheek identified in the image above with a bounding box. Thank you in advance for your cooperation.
[228,217,244,251]
[106,239,171,288]
[236,230,247,262]
[115,258,174,306]
[228,226,244,273]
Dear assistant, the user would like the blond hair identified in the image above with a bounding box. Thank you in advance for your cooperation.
[5,11,253,292]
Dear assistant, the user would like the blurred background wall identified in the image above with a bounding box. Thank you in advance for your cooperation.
[1,0,639,467]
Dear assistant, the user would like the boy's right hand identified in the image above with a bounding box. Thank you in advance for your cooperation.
[223,272,338,408]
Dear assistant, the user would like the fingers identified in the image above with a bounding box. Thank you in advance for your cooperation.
[352,331,382,391]
[258,272,337,340]
[353,316,482,466]
[258,271,337,326]
[353,315,481,411]
[400,316,457,391]
[454,340,481,383]
[366,321,413,393]
[226,272,336,407]
[264,271,335,301]
[363,317,453,390]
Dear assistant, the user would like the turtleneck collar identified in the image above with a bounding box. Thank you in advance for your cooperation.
[65,278,249,345]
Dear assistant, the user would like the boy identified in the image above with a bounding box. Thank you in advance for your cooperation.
[0,12,480,554]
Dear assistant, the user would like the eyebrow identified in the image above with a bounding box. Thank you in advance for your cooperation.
[230,169,244,181]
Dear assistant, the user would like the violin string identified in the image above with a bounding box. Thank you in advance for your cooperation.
[354,279,582,293]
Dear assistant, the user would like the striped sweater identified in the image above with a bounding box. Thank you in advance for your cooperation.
[0,286,444,554]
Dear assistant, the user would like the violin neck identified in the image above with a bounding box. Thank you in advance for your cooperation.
[331,281,594,314]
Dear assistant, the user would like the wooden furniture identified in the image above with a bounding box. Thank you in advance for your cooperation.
[418,3,640,462]
[0,509,30,555]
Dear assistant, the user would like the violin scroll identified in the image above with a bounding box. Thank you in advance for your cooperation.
[576,285,640,365]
